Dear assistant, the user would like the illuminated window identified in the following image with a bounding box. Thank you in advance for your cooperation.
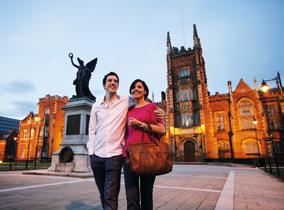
[182,113,193,127]
[218,141,230,158]
[180,89,190,101]
[215,112,225,131]
[243,140,259,154]
[31,128,35,138]
[23,129,28,139]
[239,99,254,130]
[44,108,50,114]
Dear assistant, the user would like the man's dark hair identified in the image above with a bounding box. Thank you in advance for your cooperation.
[129,79,149,99]
[102,72,120,86]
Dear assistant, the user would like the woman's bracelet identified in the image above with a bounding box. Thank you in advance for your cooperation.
[140,122,149,131]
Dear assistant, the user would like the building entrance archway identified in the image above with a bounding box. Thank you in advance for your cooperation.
[184,140,196,162]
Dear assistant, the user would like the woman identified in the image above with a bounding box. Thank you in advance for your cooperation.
[123,79,165,210]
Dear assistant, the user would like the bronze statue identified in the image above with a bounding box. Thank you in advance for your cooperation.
[69,53,97,101]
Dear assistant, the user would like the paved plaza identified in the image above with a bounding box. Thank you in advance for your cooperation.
[0,164,283,210]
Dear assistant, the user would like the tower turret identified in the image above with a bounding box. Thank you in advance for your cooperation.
[167,31,172,54]
[193,24,202,50]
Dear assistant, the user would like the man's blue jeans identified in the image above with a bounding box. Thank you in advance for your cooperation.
[90,154,122,210]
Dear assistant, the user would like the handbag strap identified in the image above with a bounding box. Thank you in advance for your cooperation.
[145,124,158,145]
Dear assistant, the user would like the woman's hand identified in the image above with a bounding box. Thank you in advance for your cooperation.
[128,118,147,130]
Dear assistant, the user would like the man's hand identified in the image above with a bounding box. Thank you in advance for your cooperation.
[154,107,165,119]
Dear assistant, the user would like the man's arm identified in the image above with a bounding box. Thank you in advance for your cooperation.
[154,107,165,119]
[87,104,97,155]
[128,96,136,108]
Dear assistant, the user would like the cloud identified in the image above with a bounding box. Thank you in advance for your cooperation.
[1,80,35,94]
[0,101,37,120]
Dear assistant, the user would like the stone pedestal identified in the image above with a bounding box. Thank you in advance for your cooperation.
[48,97,94,173]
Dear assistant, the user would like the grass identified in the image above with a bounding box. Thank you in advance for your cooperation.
[0,161,51,171]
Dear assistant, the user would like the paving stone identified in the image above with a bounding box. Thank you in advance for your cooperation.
[0,165,284,210]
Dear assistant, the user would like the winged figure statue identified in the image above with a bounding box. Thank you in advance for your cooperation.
[69,53,97,101]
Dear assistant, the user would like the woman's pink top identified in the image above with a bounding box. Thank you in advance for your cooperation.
[123,103,164,157]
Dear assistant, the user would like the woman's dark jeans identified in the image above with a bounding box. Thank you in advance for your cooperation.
[90,154,122,210]
[123,159,156,210]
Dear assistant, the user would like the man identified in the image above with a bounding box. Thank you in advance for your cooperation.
[87,72,163,210]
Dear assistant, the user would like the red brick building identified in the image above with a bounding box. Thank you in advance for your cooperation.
[165,25,284,161]
[17,95,68,161]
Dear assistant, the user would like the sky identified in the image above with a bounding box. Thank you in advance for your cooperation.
[0,0,283,120]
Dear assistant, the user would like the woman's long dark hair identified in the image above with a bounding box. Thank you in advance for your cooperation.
[129,79,149,99]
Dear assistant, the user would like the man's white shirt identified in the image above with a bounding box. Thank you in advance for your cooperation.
[87,95,134,157]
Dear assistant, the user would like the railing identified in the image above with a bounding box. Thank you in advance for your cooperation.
[258,140,284,180]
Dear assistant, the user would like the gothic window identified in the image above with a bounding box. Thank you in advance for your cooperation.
[189,88,193,100]
[44,108,50,114]
[193,112,200,125]
[267,105,275,116]
[180,89,190,101]
[266,104,278,129]
[175,92,180,102]
[182,113,193,127]
[175,104,180,111]
[31,128,35,138]
[238,99,255,130]
[179,69,190,78]
[175,113,182,127]
[243,140,259,155]
[215,112,225,131]
[22,129,28,139]
[269,119,278,129]
[44,126,49,137]
[218,141,230,158]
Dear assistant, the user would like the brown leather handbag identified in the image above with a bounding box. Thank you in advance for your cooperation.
[125,129,173,176]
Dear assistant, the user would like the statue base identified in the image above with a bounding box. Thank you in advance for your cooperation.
[48,97,95,173]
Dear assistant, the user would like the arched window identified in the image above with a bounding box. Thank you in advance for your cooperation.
[215,112,225,131]
[182,113,193,127]
[180,89,190,101]
[238,99,255,130]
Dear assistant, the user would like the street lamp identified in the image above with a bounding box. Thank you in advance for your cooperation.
[13,137,18,166]
[259,72,282,158]
[260,71,282,93]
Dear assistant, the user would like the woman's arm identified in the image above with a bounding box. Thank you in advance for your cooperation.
[128,118,165,135]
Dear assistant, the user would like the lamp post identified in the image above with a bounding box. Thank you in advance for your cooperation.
[34,117,40,169]
[259,72,282,157]
[260,71,282,93]
[13,137,18,166]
